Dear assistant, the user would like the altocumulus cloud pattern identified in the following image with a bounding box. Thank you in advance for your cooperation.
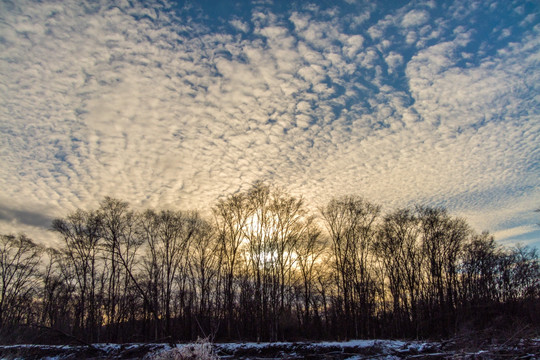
[0,0,539,247]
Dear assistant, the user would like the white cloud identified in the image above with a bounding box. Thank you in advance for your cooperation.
[493,226,537,244]
[367,25,383,40]
[385,52,403,73]
[230,19,249,32]
[402,10,430,28]
[0,0,538,249]
[350,11,371,28]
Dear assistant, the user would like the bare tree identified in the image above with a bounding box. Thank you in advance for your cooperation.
[269,187,308,326]
[321,196,380,338]
[52,209,102,340]
[0,234,42,329]
[187,214,219,335]
[417,207,469,335]
[139,209,164,340]
[510,245,540,299]
[294,221,325,333]
[98,197,140,341]
[374,208,420,337]
[213,191,252,339]
[2,192,538,343]
[232,183,314,340]
[40,247,78,335]
[157,210,196,337]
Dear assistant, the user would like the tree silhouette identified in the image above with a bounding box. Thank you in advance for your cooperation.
[0,184,538,343]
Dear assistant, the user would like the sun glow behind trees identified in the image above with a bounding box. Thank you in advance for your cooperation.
[0,183,538,344]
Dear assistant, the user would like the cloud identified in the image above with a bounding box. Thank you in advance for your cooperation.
[492,226,540,248]
[230,19,249,32]
[402,10,430,28]
[0,0,538,249]
[0,204,54,229]
[385,51,403,72]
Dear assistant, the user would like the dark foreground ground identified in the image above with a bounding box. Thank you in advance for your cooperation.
[0,338,538,359]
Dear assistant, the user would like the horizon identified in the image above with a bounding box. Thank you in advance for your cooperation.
[1,0,539,249]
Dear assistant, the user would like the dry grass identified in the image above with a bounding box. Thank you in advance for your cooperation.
[145,338,219,360]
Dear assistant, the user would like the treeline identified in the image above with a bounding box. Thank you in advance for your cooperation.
[0,183,538,343]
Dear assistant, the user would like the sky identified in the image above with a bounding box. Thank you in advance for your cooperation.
[0,0,539,248]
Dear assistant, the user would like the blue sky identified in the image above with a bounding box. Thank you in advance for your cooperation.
[0,0,539,248]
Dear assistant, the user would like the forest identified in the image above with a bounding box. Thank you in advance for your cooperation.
[0,182,538,344]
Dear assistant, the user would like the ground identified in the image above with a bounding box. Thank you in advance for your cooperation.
[0,339,538,359]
